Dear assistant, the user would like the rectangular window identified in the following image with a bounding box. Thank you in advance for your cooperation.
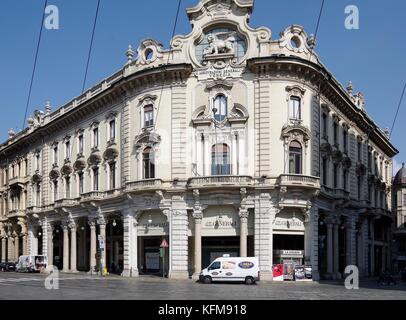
[78,172,84,195]
[53,146,58,164]
[93,128,99,148]
[36,184,41,207]
[93,168,99,191]
[322,113,328,138]
[65,177,70,199]
[357,176,362,200]
[65,141,71,160]
[343,170,348,190]
[144,105,154,128]
[289,97,301,120]
[109,162,116,189]
[343,130,348,153]
[109,120,116,141]
[333,123,339,145]
[36,153,40,171]
[333,164,338,189]
[53,181,58,202]
[322,158,328,186]
[78,134,84,155]
[358,141,362,162]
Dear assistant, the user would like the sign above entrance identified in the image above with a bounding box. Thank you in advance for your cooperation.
[196,64,244,81]
[160,239,169,248]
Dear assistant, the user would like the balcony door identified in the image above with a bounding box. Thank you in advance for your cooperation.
[211,144,231,176]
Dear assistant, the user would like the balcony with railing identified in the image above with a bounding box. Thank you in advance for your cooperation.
[187,176,253,189]
[8,176,28,187]
[80,192,105,203]
[279,174,320,190]
[8,209,26,218]
[54,198,80,209]
[126,179,164,192]
[321,186,350,200]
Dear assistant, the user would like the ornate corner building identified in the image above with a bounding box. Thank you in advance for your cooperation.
[0,0,398,280]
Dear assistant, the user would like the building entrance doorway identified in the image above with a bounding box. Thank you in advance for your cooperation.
[139,237,169,277]
[273,234,305,265]
[202,237,240,269]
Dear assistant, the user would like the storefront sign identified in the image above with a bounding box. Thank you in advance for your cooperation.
[204,217,238,228]
[274,217,305,231]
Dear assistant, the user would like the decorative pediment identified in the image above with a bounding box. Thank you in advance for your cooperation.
[279,25,314,54]
[32,172,42,184]
[134,131,161,149]
[87,150,102,167]
[49,168,60,181]
[281,123,311,146]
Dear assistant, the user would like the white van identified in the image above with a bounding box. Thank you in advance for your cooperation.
[16,255,48,273]
[199,256,260,285]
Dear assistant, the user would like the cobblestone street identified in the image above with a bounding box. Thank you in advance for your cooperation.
[0,273,404,300]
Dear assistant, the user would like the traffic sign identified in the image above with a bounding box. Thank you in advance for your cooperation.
[160,239,169,248]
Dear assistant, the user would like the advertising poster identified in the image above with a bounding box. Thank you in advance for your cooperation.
[283,262,295,281]
[305,266,313,280]
[294,266,306,281]
[273,264,284,282]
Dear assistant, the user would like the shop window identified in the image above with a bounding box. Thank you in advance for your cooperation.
[143,147,155,180]
[289,96,301,120]
[289,141,302,175]
[211,144,231,176]
[213,95,228,122]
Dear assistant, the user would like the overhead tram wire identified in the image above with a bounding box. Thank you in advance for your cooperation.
[82,0,101,94]
[153,0,182,132]
[390,81,406,139]
[22,0,49,131]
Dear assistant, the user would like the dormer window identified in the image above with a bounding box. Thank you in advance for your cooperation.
[144,105,154,128]
[213,94,228,122]
[289,96,301,120]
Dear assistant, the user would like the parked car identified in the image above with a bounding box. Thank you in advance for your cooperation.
[16,255,48,273]
[0,262,17,272]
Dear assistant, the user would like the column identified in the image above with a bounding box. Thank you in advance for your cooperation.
[122,209,138,277]
[192,210,203,279]
[239,209,249,258]
[333,224,340,278]
[99,222,106,273]
[109,223,114,271]
[370,218,375,276]
[70,223,78,272]
[14,234,19,261]
[346,216,356,267]
[62,224,70,272]
[22,234,28,255]
[1,238,6,263]
[326,222,334,275]
[8,236,14,262]
[47,224,53,266]
[89,220,96,273]
[304,207,320,281]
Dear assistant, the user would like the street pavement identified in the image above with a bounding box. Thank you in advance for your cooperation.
[0,272,404,300]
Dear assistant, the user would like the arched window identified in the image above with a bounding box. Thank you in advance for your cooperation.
[289,141,303,175]
[143,147,155,179]
[213,95,228,122]
[289,96,301,120]
[211,144,231,176]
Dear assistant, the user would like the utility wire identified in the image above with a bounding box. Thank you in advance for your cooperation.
[82,0,101,94]
[153,0,182,131]
[390,81,406,139]
[22,0,49,131]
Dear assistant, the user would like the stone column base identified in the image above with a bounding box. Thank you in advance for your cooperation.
[122,268,139,278]
[312,271,320,281]
[259,271,274,282]
[169,271,189,280]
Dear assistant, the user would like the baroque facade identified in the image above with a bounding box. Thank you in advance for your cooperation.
[0,0,398,280]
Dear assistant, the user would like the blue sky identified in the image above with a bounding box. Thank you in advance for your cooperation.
[0,0,405,172]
